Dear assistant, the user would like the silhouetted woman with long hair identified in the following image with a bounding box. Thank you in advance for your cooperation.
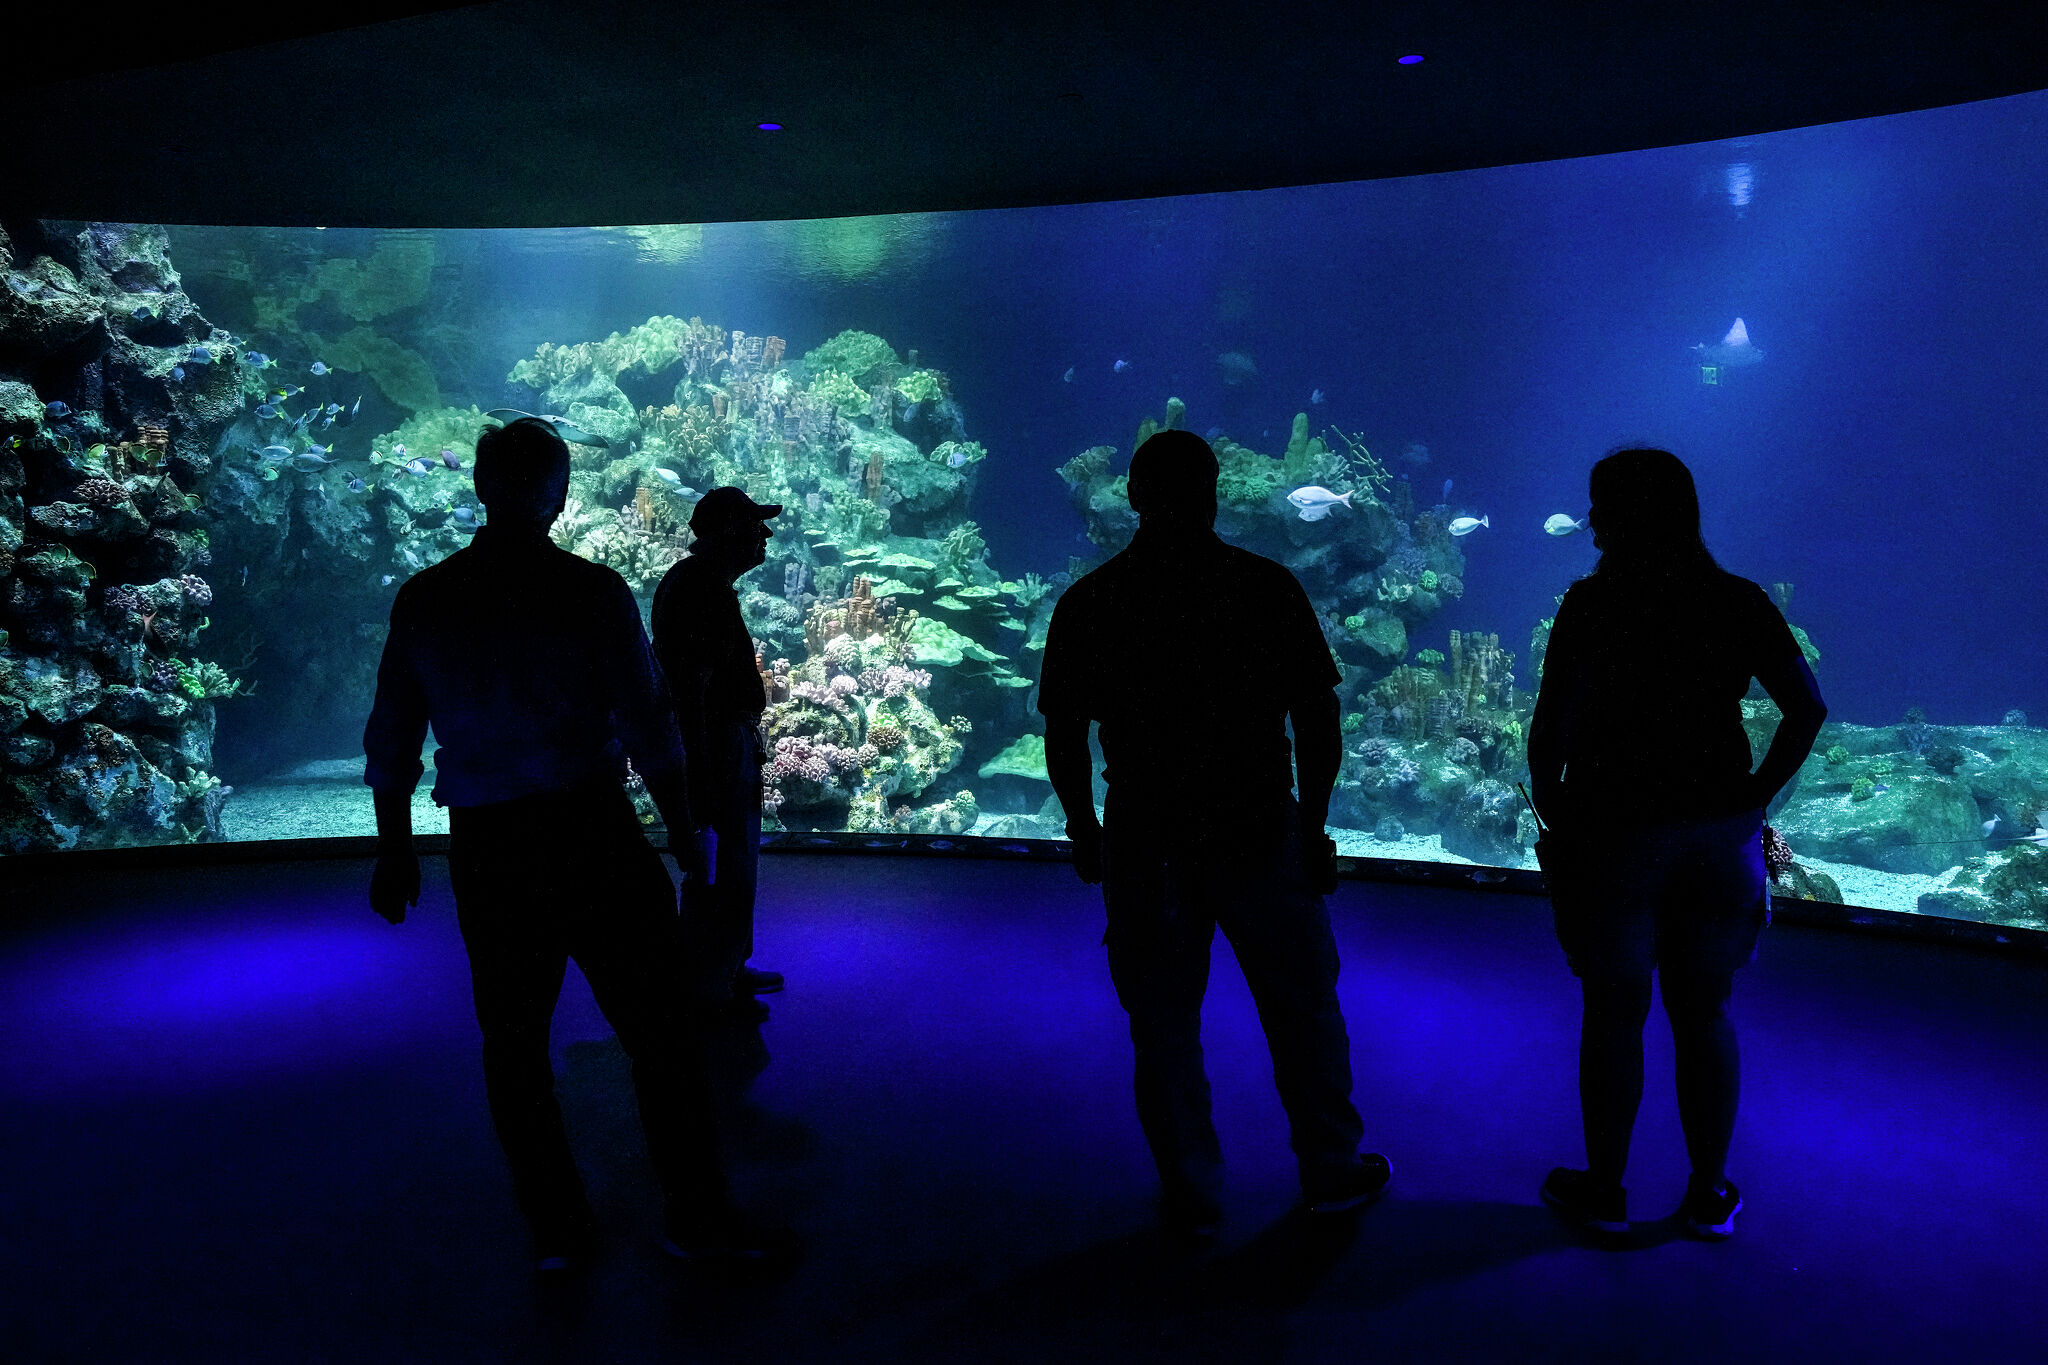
[1528,448,1826,1241]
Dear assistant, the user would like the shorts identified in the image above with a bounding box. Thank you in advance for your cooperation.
[1545,808,1770,983]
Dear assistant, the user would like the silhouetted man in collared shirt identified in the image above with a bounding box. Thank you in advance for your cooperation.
[1039,429,1390,1241]
[365,417,759,1272]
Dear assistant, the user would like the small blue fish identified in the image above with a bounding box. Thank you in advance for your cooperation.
[382,574,396,586]
[319,415,335,430]
[348,396,361,419]
[450,506,476,524]
[440,448,462,470]
[187,347,213,364]
[1112,358,1131,373]
[347,477,367,493]
[653,467,682,487]
[946,449,969,469]
[392,443,407,459]
[302,443,330,457]
[323,402,343,416]
[1448,515,1490,537]
[309,361,331,376]
[291,452,338,469]
[171,366,186,382]
[1062,367,1075,383]
[406,458,433,476]
[44,400,72,419]
[241,351,271,367]
[1442,478,1453,503]
[1311,388,1325,405]
[276,385,303,399]
[133,305,155,322]
[258,444,295,460]
[254,403,280,419]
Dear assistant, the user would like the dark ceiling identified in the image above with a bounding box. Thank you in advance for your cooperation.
[9,1,2046,228]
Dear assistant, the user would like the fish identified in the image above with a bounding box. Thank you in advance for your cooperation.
[392,444,408,459]
[1310,388,1325,405]
[309,361,331,376]
[132,305,155,321]
[324,402,344,416]
[946,449,970,469]
[401,548,424,571]
[450,506,477,525]
[275,385,303,400]
[1062,367,1075,383]
[241,351,271,367]
[653,467,683,487]
[1693,318,1764,368]
[1448,515,1490,537]
[348,396,361,419]
[302,443,330,457]
[382,574,396,586]
[406,458,434,476]
[254,403,280,419]
[257,444,295,460]
[171,366,186,382]
[347,477,367,493]
[1983,817,2002,838]
[489,408,613,449]
[1441,478,1454,503]
[290,452,338,469]
[1544,513,1585,536]
[1216,349,1258,386]
[2019,824,2048,847]
[292,411,313,432]
[1286,485,1354,521]
[186,347,214,364]
[439,448,462,470]
[240,565,248,587]
[1112,359,1131,373]
[319,415,335,431]
[43,400,72,419]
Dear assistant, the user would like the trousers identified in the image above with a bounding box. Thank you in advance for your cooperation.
[448,778,724,1231]
[1101,797,1365,1201]
[680,720,765,1001]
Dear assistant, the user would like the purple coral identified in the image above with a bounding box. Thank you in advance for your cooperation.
[74,478,129,509]
[179,574,212,606]
[1355,736,1395,766]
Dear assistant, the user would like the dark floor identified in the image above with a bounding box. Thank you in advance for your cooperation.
[2,852,2044,1364]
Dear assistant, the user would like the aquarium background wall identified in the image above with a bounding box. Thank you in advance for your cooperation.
[2,92,2043,929]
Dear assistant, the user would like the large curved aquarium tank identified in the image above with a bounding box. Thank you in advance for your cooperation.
[3,92,2044,930]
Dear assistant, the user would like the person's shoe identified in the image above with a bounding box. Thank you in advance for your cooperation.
[1540,1167,1627,1236]
[659,1204,788,1263]
[1158,1185,1224,1243]
[532,1211,598,1275]
[735,965,784,995]
[1682,1175,1742,1240]
[1303,1153,1393,1214]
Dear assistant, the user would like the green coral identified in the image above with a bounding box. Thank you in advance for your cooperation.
[802,330,899,384]
[1420,570,1439,593]
[809,369,871,415]
[1851,775,1877,802]
[930,440,985,469]
[898,369,946,404]
[977,734,1049,782]
[1790,624,1821,667]
[304,326,442,412]
[1415,647,1444,668]
[169,657,249,700]
[1341,712,1365,735]
[1825,744,1850,766]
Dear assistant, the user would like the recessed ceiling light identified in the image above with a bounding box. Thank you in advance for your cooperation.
[1397,54,1424,65]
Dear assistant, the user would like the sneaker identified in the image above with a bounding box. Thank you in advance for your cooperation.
[735,965,785,995]
[1540,1167,1627,1235]
[1303,1153,1393,1214]
[1683,1176,1742,1239]
[532,1212,598,1275]
[659,1204,785,1263]
[1158,1185,1224,1243]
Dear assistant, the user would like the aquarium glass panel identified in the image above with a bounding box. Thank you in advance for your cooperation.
[3,92,2044,929]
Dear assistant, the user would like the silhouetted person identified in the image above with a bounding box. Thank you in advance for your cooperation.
[1040,429,1390,1241]
[364,417,760,1273]
[651,488,784,1017]
[1528,447,1825,1241]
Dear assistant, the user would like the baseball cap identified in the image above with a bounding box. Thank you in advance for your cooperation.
[688,486,783,532]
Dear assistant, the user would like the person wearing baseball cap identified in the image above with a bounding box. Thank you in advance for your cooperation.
[653,487,785,1020]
